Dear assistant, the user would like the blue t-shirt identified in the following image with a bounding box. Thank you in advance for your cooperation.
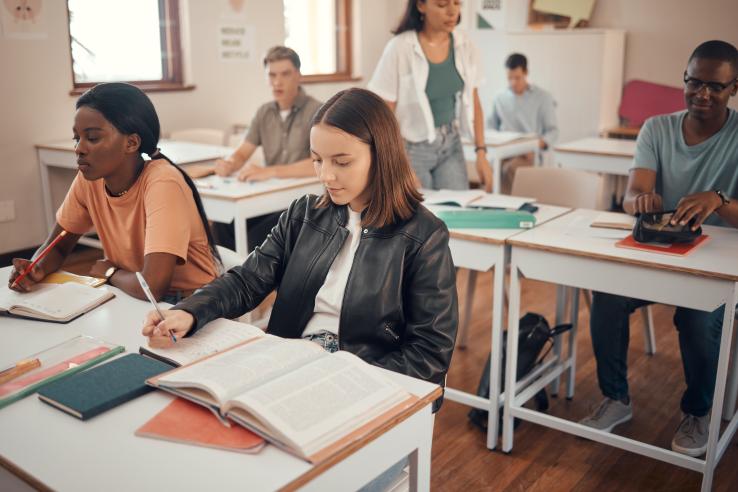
[632,109,738,226]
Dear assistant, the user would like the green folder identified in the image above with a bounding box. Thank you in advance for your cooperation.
[436,209,536,229]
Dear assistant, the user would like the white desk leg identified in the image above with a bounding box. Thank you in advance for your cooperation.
[234,213,249,258]
[491,155,501,195]
[502,259,522,452]
[566,288,580,399]
[408,409,434,492]
[723,317,738,420]
[37,151,55,230]
[701,283,737,492]
[486,247,507,449]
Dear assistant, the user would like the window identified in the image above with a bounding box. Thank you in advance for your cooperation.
[283,0,354,83]
[66,0,189,93]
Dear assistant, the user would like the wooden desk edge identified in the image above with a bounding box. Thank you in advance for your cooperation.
[553,147,634,158]
[198,179,322,201]
[280,386,443,492]
[0,455,53,492]
[449,231,507,245]
[507,239,738,282]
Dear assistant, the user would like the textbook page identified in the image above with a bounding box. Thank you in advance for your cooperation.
[422,189,485,207]
[227,351,408,456]
[471,193,535,210]
[141,318,265,366]
[0,283,113,321]
[157,335,325,405]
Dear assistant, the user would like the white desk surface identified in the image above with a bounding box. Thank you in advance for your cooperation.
[427,203,571,245]
[0,267,439,492]
[554,137,636,157]
[508,208,738,282]
[464,130,539,148]
[36,139,234,165]
[194,175,322,201]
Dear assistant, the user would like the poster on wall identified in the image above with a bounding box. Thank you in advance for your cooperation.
[476,0,504,30]
[218,23,255,62]
[1,0,47,39]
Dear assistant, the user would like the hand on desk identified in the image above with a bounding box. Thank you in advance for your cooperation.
[214,158,237,177]
[142,309,195,348]
[8,258,45,292]
[633,192,663,214]
[672,191,723,230]
[89,259,114,279]
[238,163,277,182]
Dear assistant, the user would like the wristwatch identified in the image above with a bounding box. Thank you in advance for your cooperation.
[715,190,731,207]
[103,265,118,283]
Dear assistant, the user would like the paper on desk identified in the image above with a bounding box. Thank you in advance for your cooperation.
[590,212,635,231]
[484,130,528,145]
[471,194,535,210]
[565,215,631,239]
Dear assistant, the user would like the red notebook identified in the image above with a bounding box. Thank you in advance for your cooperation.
[136,398,265,453]
[615,234,710,256]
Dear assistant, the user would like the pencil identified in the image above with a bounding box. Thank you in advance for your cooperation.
[0,358,41,385]
[11,230,68,288]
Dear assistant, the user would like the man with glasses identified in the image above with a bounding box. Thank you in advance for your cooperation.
[580,40,738,457]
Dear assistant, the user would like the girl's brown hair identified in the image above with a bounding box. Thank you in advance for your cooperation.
[311,88,422,228]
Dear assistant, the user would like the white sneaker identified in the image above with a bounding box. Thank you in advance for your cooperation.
[579,397,633,433]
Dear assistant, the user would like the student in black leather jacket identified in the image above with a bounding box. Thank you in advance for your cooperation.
[141,88,458,388]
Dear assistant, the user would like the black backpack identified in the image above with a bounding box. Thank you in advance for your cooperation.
[468,312,571,433]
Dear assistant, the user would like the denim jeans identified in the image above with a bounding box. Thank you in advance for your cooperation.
[405,123,468,190]
[590,291,726,417]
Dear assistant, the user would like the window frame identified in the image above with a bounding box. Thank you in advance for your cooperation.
[297,0,359,84]
[66,0,193,95]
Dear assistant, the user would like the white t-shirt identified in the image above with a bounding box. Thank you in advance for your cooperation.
[368,29,483,143]
[301,208,363,338]
[279,108,291,121]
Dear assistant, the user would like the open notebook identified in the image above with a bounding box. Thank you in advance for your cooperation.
[0,282,114,323]
[147,333,418,463]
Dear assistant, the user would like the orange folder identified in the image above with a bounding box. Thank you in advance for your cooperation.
[615,234,710,257]
[136,398,265,453]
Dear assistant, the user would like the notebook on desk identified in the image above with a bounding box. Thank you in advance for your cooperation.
[615,234,710,256]
[0,282,115,323]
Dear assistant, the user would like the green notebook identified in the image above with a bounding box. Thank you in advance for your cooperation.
[37,354,172,420]
[436,209,536,229]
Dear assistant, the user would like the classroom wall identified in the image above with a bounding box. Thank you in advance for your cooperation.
[588,0,738,112]
[0,0,403,254]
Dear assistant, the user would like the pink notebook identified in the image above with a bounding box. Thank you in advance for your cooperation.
[615,234,710,256]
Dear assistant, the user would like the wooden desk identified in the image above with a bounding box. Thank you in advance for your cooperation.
[553,137,636,176]
[193,175,323,256]
[426,203,571,449]
[501,209,738,492]
[0,267,440,492]
[463,131,540,194]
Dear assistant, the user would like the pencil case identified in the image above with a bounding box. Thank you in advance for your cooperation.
[633,210,702,244]
[436,210,536,229]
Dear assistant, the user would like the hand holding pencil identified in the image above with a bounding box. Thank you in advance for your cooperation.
[9,230,68,292]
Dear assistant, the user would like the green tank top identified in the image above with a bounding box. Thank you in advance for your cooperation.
[425,36,465,128]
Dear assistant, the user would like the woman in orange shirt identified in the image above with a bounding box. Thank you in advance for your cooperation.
[8,83,220,302]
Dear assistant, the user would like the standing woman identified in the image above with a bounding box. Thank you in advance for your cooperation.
[369,0,493,191]
[8,83,220,303]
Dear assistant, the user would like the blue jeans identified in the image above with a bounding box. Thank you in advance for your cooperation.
[590,292,726,417]
[304,330,408,490]
[405,123,468,190]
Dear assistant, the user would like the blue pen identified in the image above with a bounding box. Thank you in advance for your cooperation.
[135,272,177,343]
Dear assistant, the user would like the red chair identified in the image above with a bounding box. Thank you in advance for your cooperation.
[606,79,685,139]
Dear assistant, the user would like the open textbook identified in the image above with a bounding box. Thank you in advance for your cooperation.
[0,282,114,323]
[146,333,418,463]
[423,189,534,210]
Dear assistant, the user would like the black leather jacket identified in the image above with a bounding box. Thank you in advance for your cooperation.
[174,194,458,386]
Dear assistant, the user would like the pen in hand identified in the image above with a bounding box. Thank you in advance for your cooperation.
[135,272,177,343]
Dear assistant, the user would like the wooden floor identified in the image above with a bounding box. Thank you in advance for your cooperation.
[57,248,738,491]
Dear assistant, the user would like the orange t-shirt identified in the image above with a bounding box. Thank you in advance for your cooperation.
[56,159,218,293]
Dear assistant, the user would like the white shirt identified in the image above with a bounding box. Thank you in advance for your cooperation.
[368,29,483,143]
[301,208,363,338]
[279,108,291,121]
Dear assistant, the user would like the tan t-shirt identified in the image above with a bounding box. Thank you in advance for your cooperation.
[56,159,218,293]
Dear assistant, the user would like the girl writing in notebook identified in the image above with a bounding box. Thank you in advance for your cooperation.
[142,87,458,387]
[8,83,220,303]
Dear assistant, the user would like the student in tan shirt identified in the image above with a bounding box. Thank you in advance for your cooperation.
[8,83,220,302]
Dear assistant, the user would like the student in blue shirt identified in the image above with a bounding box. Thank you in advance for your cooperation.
[580,40,738,458]
[489,53,558,193]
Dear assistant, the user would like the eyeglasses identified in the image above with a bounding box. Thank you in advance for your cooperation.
[683,72,737,93]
